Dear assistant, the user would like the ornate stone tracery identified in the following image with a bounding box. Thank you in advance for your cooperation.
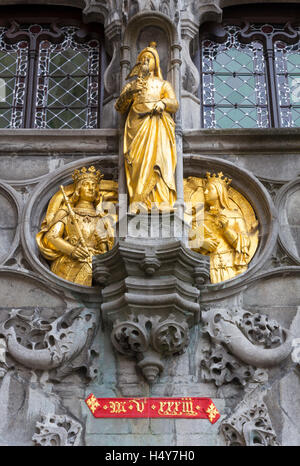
[220,370,279,446]
[33,414,82,446]
[202,307,292,369]
[0,306,99,381]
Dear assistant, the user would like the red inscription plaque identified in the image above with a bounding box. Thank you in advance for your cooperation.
[85,394,220,424]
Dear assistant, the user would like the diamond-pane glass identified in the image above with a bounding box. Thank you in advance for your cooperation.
[275,39,300,127]
[201,26,269,129]
[35,27,100,129]
[0,29,28,128]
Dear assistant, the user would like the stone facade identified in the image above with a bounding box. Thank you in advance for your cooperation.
[0,0,300,447]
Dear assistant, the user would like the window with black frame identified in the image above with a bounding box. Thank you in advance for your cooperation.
[198,6,300,129]
[0,8,104,129]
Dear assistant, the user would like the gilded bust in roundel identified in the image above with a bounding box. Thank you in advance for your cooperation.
[184,173,259,284]
[36,166,117,286]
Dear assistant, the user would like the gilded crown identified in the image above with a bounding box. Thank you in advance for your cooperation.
[205,172,232,186]
[72,166,104,184]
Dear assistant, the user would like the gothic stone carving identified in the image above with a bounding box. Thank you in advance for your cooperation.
[220,370,278,446]
[0,307,99,381]
[200,342,255,387]
[111,313,189,382]
[32,414,82,446]
[202,307,292,370]
[0,338,8,379]
[93,213,210,383]
[200,308,287,387]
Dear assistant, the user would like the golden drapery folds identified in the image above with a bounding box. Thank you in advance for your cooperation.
[36,166,117,286]
[115,42,178,211]
[185,174,259,284]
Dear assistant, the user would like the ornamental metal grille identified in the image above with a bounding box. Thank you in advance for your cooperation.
[35,27,100,129]
[200,22,300,128]
[275,37,300,128]
[0,28,29,128]
[201,26,269,129]
[0,22,102,129]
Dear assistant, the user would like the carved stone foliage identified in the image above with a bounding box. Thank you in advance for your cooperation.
[121,0,180,23]
[200,342,255,387]
[111,314,190,382]
[221,400,278,446]
[202,307,292,371]
[220,370,279,446]
[83,0,110,24]
[268,244,295,270]
[240,311,285,349]
[0,338,8,379]
[0,307,99,382]
[32,414,82,446]
[200,307,288,386]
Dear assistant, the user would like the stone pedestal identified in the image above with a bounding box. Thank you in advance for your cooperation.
[93,211,209,383]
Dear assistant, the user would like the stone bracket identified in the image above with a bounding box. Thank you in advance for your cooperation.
[111,313,190,382]
[93,215,210,382]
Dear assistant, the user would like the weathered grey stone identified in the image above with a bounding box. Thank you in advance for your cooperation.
[0,269,66,309]
[32,414,83,446]
[244,275,300,308]
[0,130,119,154]
[202,307,292,369]
[94,214,209,382]
[220,370,279,446]
[0,185,19,265]
[276,178,300,265]
[0,0,299,448]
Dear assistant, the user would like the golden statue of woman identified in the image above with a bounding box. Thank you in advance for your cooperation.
[188,173,258,284]
[36,166,115,286]
[115,42,178,211]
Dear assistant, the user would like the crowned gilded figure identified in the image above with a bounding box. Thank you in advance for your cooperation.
[36,166,115,286]
[115,42,178,211]
[188,173,257,284]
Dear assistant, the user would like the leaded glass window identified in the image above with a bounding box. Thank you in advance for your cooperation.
[0,28,28,128]
[275,37,300,128]
[35,27,100,129]
[0,19,103,129]
[199,20,300,128]
[201,26,269,129]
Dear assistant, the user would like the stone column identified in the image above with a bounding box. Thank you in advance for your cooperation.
[170,41,184,218]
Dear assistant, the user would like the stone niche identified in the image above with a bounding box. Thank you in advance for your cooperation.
[137,26,170,80]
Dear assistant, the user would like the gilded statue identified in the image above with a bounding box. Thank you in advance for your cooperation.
[115,42,178,211]
[185,173,259,284]
[36,166,116,286]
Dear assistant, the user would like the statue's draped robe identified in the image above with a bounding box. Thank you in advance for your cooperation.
[191,208,251,284]
[115,76,178,209]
